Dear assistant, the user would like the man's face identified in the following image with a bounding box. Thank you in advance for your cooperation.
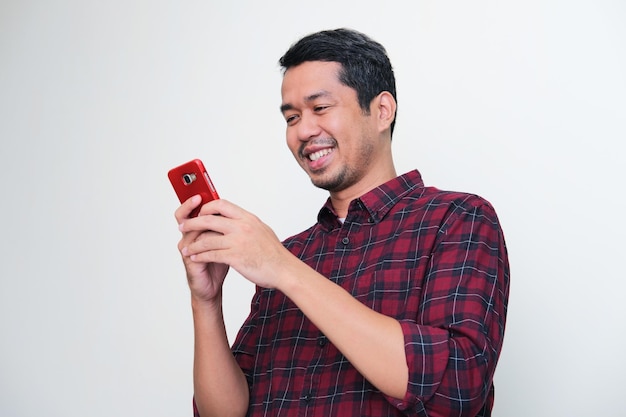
[280,61,381,193]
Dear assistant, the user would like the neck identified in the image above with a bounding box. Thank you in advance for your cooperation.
[329,165,397,218]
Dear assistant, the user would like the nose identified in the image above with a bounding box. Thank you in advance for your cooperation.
[295,112,321,142]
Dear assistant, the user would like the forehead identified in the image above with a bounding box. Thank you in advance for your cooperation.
[281,61,345,102]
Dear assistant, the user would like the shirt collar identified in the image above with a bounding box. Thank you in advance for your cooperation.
[317,170,425,230]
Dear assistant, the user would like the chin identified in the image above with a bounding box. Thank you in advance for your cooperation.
[310,173,349,192]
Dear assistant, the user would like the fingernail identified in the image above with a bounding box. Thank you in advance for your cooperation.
[181,247,188,256]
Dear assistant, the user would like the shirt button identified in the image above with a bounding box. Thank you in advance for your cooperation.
[302,393,312,403]
[318,336,327,347]
[342,237,349,245]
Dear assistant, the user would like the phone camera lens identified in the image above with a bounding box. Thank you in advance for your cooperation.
[183,173,196,185]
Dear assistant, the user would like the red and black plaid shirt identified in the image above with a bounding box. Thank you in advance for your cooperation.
[196,170,510,417]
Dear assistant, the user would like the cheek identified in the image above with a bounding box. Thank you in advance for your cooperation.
[319,117,341,138]
[285,129,300,157]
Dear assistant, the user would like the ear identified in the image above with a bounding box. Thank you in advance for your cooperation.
[373,91,397,134]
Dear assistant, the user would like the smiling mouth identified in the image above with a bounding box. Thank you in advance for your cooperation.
[307,148,334,161]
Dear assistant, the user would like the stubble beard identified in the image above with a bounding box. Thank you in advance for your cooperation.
[308,142,374,193]
[302,129,376,193]
[309,166,350,192]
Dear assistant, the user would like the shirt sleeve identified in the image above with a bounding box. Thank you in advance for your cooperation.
[388,199,510,416]
[192,397,200,417]
[192,289,262,417]
[230,287,262,386]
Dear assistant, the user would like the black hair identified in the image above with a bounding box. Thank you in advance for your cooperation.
[279,28,397,136]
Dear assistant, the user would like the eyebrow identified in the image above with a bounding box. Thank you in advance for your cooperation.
[280,90,332,114]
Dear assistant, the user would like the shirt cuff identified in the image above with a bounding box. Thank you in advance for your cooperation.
[384,320,450,413]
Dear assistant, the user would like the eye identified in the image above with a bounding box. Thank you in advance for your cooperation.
[285,114,299,125]
[314,105,330,113]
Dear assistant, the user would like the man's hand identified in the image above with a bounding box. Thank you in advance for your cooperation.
[176,196,251,417]
[175,195,230,303]
[178,198,293,290]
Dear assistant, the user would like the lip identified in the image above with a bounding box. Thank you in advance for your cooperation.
[302,144,332,157]
[302,145,335,171]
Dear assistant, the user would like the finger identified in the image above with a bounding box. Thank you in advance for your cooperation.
[186,230,227,256]
[179,210,236,236]
[178,231,199,253]
[197,198,247,219]
[188,247,228,265]
[174,194,203,223]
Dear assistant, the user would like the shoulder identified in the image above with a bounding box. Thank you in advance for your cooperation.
[427,186,496,212]
[408,184,497,214]
[402,186,503,235]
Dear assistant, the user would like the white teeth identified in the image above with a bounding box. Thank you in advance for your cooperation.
[308,148,333,161]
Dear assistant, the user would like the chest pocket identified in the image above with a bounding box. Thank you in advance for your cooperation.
[349,267,424,320]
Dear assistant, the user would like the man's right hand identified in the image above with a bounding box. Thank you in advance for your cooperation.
[175,194,229,303]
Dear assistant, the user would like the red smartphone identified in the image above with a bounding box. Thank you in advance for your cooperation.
[168,159,220,217]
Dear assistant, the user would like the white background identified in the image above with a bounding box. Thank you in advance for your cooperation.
[1,1,625,416]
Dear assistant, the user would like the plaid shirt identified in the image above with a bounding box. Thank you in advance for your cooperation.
[196,170,509,417]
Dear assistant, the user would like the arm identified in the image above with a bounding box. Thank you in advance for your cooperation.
[275,256,409,398]
[175,196,249,417]
[397,201,510,415]
[181,199,408,399]
[181,198,509,414]
[190,297,249,417]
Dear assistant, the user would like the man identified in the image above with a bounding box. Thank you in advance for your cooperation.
[175,28,509,417]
